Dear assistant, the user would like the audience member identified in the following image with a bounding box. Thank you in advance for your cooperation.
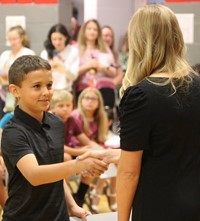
[102,25,123,88]
[40,23,79,92]
[72,87,108,207]
[50,90,100,161]
[0,25,35,118]
[75,19,117,108]
[119,32,129,74]
[88,107,118,213]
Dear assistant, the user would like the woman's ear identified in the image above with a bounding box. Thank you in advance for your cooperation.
[9,84,20,99]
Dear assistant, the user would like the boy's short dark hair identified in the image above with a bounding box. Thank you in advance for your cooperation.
[9,55,51,87]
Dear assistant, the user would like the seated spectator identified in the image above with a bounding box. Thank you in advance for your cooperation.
[71,87,108,207]
[50,90,100,162]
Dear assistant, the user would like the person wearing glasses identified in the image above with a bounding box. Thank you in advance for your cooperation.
[71,87,108,207]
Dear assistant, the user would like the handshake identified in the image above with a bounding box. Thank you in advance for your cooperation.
[74,149,120,177]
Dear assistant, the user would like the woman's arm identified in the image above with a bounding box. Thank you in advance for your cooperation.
[117,150,143,221]
[16,153,108,186]
[78,59,99,76]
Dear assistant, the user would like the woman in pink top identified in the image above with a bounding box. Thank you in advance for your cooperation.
[75,19,117,108]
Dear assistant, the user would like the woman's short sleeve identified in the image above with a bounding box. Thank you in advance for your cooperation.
[119,86,151,151]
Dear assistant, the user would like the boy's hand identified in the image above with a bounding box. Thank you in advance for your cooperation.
[78,149,121,164]
[76,157,108,177]
[69,204,91,221]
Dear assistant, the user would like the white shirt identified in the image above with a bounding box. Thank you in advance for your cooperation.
[40,45,80,91]
[0,47,35,101]
[0,47,35,69]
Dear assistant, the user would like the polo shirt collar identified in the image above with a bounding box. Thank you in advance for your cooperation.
[14,106,51,131]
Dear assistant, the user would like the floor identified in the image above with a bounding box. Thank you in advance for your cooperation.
[68,177,112,214]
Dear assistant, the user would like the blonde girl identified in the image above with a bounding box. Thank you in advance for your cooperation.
[72,87,108,207]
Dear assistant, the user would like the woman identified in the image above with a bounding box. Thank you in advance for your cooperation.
[75,19,117,108]
[117,4,200,221]
[0,25,35,117]
[101,25,123,87]
[40,23,79,92]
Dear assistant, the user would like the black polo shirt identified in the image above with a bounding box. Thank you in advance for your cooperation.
[1,106,69,221]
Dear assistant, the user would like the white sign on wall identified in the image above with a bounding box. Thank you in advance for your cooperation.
[175,13,194,44]
[84,0,98,22]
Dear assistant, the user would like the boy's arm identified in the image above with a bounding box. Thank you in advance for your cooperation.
[16,153,108,186]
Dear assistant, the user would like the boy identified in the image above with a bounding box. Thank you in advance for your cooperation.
[50,90,99,161]
[1,55,107,221]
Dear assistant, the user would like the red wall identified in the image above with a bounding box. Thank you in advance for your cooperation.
[0,0,58,3]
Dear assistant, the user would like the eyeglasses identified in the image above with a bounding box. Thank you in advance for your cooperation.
[82,96,98,102]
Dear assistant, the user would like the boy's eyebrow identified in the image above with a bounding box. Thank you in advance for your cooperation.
[31,80,53,84]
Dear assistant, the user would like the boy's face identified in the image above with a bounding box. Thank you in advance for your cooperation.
[9,69,53,121]
[52,100,73,122]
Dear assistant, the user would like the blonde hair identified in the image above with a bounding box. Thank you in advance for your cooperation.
[9,25,30,48]
[120,4,195,96]
[50,90,73,109]
[77,19,107,54]
[77,87,108,143]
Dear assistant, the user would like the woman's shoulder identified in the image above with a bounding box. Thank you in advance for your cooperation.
[119,83,148,114]
[40,49,48,60]
[21,47,35,55]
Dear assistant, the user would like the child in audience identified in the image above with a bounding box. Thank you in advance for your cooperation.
[88,107,119,213]
[50,90,100,161]
[1,55,107,221]
[72,87,108,207]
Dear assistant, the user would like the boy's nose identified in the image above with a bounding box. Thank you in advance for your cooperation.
[42,87,49,95]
